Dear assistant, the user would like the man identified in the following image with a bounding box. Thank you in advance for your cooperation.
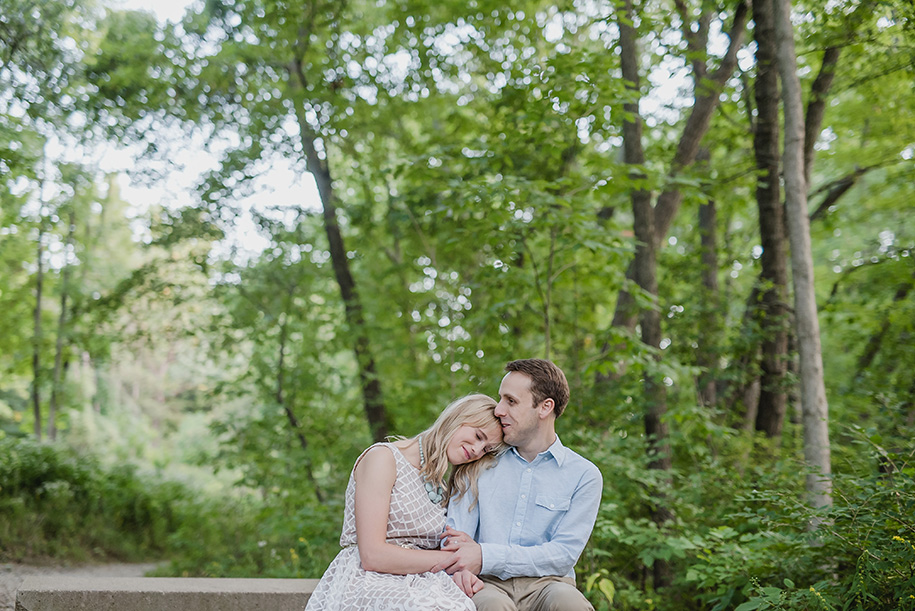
[434,358,603,610]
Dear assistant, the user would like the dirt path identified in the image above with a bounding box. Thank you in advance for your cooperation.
[0,562,162,610]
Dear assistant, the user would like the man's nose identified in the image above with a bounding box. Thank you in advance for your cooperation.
[494,401,507,417]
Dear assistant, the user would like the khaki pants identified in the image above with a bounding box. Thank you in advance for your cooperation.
[472,575,594,611]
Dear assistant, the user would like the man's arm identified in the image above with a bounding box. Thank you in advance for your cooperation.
[439,466,602,579]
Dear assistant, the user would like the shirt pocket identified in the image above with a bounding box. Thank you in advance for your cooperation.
[534,495,571,538]
[535,494,571,512]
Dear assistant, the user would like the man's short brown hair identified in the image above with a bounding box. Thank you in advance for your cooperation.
[505,359,570,417]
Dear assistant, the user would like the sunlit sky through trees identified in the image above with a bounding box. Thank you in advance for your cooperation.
[101,0,323,261]
[99,0,700,264]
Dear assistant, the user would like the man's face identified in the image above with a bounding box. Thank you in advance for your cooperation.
[494,371,541,448]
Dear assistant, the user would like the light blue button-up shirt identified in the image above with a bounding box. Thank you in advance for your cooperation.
[446,436,602,580]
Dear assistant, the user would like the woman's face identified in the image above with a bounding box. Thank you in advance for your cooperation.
[446,422,502,465]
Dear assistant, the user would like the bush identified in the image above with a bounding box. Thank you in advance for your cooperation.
[0,436,342,578]
[0,437,195,562]
[686,445,915,611]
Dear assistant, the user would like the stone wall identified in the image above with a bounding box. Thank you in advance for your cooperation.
[15,576,317,611]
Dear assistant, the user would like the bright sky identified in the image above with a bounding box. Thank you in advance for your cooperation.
[100,0,321,260]
[111,0,194,23]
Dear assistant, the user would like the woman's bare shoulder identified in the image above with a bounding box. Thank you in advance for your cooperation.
[354,444,396,478]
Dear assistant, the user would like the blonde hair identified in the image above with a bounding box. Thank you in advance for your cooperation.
[414,394,505,508]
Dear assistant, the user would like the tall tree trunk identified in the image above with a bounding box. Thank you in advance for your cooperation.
[697,198,719,408]
[32,225,45,441]
[49,209,76,441]
[618,0,673,590]
[696,149,719,408]
[288,62,391,443]
[752,0,790,438]
[773,0,832,511]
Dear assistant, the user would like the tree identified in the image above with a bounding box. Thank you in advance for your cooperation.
[615,0,674,588]
[695,149,720,409]
[85,1,394,441]
[773,0,832,510]
[31,214,45,440]
[284,1,391,441]
[751,0,789,438]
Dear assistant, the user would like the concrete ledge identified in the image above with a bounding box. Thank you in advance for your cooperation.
[15,576,318,611]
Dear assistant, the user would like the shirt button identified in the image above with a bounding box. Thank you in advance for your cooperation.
[516,522,521,527]
[550,503,555,508]
[526,468,532,473]
[521,494,526,499]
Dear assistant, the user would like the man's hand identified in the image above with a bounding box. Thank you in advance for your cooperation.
[433,526,482,575]
[450,569,484,598]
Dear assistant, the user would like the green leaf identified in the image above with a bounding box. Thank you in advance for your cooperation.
[597,578,615,604]
[760,587,782,599]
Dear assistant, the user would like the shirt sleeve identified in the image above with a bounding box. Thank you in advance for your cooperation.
[445,486,481,544]
[480,464,602,579]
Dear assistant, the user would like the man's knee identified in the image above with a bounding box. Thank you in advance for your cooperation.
[473,582,517,611]
[530,579,593,611]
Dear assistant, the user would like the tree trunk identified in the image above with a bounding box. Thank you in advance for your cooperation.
[49,209,76,441]
[32,225,45,441]
[803,47,841,187]
[288,61,391,443]
[618,0,673,590]
[752,0,790,438]
[696,149,719,408]
[773,0,832,511]
[723,285,762,425]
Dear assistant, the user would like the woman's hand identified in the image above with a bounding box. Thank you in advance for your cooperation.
[450,569,484,598]
[434,526,483,575]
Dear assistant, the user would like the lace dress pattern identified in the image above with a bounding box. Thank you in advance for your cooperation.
[304,443,475,611]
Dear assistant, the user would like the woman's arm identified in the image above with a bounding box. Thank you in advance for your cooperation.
[353,445,453,574]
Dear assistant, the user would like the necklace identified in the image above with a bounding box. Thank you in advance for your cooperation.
[417,435,445,504]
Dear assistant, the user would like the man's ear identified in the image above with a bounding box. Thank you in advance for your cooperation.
[538,398,555,419]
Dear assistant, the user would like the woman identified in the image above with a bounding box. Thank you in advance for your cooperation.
[305,394,504,610]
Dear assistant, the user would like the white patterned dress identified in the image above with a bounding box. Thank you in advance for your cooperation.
[305,443,475,611]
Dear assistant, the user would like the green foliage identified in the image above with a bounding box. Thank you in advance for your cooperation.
[0,436,186,561]
[572,425,915,611]
[0,434,340,576]
[698,445,915,611]
[154,495,340,579]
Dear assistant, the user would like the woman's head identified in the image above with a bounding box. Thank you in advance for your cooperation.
[417,394,505,506]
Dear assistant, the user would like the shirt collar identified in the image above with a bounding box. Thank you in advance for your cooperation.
[509,435,567,466]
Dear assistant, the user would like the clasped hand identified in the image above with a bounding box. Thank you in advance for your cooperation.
[432,526,484,597]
